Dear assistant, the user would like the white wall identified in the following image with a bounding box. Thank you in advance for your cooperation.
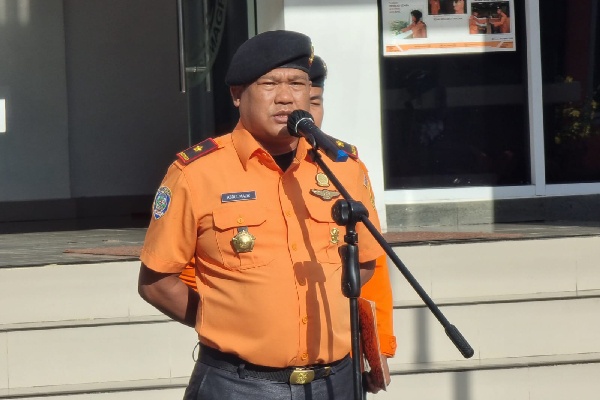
[281,0,388,230]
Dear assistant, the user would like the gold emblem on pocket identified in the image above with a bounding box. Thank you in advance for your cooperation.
[232,227,255,253]
[310,189,341,201]
[330,228,340,244]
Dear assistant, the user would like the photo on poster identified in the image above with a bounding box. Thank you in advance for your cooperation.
[382,0,516,56]
[390,8,428,39]
[428,0,466,15]
[471,1,511,34]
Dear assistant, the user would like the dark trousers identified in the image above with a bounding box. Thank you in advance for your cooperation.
[183,355,354,400]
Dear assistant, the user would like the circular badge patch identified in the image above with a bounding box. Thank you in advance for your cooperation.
[152,186,172,220]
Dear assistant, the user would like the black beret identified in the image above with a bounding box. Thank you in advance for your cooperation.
[225,30,314,86]
[309,56,327,88]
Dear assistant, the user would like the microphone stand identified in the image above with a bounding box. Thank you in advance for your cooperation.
[307,144,474,400]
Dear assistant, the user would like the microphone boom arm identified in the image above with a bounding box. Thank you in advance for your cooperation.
[310,147,475,360]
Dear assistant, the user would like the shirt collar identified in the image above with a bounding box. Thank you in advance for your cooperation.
[231,121,310,170]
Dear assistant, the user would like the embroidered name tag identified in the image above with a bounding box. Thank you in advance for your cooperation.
[221,191,257,203]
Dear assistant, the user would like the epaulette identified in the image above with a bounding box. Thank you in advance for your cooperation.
[176,138,219,165]
[326,134,359,160]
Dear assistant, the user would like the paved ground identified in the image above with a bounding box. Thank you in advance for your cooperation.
[1,219,600,268]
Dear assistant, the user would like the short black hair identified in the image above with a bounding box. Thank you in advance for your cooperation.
[411,10,423,22]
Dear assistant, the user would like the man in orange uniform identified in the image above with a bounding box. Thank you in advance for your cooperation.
[178,55,397,393]
[138,30,384,400]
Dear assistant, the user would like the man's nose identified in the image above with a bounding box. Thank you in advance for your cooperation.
[274,84,294,103]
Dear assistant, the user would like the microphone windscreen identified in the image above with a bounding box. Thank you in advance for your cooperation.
[287,110,314,137]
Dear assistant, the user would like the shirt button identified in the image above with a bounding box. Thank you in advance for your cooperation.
[301,353,308,361]
[237,217,244,224]
[302,316,308,324]
[291,243,298,251]
[286,210,292,217]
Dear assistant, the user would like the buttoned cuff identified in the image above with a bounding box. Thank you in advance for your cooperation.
[379,333,397,358]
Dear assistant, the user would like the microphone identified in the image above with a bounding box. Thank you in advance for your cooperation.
[287,110,348,162]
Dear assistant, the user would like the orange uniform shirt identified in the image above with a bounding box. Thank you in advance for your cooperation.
[360,254,396,357]
[180,252,397,357]
[141,124,384,368]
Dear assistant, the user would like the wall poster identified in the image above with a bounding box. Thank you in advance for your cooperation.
[381,0,516,56]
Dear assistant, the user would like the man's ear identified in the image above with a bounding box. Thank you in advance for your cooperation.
[230,86,243,107]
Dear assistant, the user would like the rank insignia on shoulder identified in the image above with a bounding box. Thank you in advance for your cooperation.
[176,138,219,165]
[325,135,358,159]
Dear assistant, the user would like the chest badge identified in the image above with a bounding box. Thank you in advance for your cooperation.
[232,227,256,253]
[315,172,330,187]
[310,189,341,201]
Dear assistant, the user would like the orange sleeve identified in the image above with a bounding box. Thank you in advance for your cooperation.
[140,163,198,273]
[179,261,198,292]
[361,254,397,357]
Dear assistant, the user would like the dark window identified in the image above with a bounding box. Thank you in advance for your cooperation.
[379,0,530,189]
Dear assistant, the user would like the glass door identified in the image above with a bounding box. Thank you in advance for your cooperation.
[178,0,251,144]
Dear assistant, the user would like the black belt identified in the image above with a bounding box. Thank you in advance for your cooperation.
[199,346,348,385]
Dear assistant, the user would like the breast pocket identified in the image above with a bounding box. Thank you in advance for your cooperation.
[212,202,273,270]
[305,196,343,265]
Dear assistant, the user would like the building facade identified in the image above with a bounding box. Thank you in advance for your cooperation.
[0,0,598,231]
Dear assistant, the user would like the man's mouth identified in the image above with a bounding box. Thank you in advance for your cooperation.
[273,111,291,124]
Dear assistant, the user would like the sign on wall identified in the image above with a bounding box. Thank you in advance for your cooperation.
[381,0,516,56]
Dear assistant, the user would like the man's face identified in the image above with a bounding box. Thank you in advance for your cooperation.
[309,86,324,128]
[231,68,311,154]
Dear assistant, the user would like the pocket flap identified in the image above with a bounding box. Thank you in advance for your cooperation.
[213,202,267,230]
[305,195,336,223]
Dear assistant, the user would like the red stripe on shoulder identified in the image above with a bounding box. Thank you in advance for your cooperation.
[176,138,219,165]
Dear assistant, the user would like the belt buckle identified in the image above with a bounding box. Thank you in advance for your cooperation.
[289,368,315,385]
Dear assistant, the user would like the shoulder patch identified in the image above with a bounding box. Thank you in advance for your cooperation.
[325,135,359,159]
[176,138,219,165]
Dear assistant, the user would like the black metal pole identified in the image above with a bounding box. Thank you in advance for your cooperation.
[338,216,364,400]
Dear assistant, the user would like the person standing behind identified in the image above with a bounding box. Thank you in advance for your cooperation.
[138,30,384,400]
[308,56,396,393]
[401,10,428,38]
